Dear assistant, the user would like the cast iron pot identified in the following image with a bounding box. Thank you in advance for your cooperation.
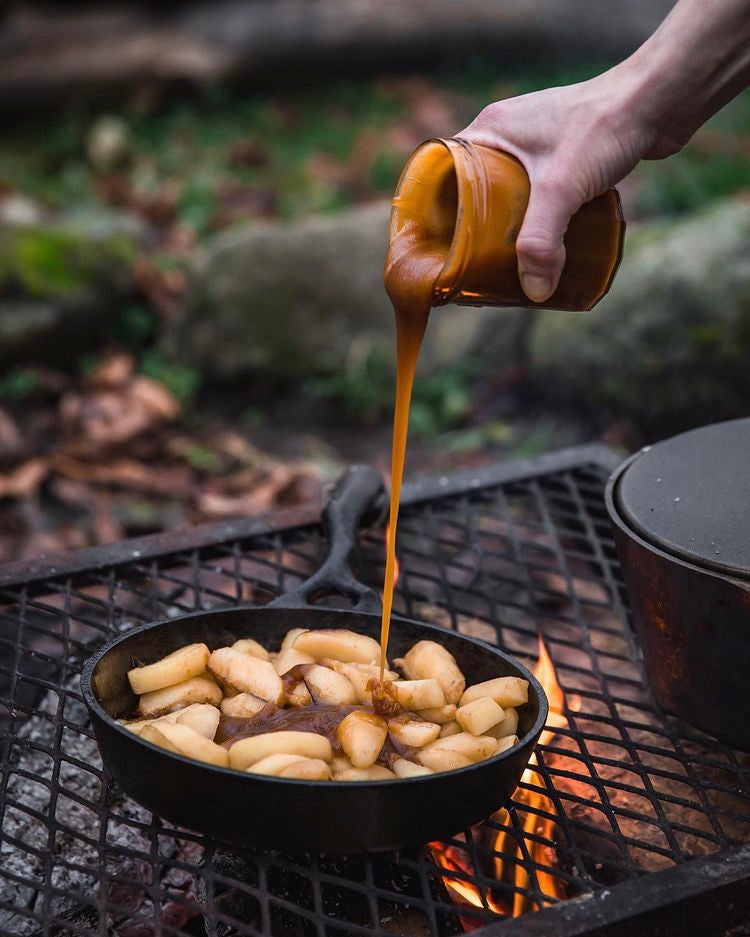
[82,465,548,853]
[606,419,750,751]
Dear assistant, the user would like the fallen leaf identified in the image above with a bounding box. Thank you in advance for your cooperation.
[211,467,262,495]
[53,454,193,497]
[129,377,181,420]
[0,406,21,449]
[0,458,48,499]
[60,375,180,450]
[197,464,296,518]
[203,432,271,469]
[48,475,91,508]
[197,463,322,519]
[87,352,134,388]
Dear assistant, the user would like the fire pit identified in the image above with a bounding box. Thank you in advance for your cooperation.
[1,444,749,935]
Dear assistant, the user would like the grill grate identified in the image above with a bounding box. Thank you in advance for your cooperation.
[1,445,749,936]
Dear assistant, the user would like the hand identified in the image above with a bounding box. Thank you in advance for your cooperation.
[459,71,680,303]
[459,0,750,305]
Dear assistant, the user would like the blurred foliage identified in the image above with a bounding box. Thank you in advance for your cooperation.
[0,367,41,402]
[114,303,157,350]
[0,80,405,233]
[306,347,393,423]
[307,346,474,439]
[634,146,750,216]
[1,61,747,251]
[633,92,750,216]
[409,368,473,439]
[139,350,201,405]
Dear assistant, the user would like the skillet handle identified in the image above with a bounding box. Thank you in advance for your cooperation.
[270,465,385,613]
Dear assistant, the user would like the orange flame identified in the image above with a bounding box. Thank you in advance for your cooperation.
[427,841,506,931]
[430,635,570,925]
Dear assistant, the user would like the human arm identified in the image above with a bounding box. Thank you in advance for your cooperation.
[459,0,750,303]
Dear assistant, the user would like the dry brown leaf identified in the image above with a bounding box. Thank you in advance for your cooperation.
[53,454,192,497]
[87,352,134,388]
[130,377,181,420]
[197,465,296,518]
[0,406,21,449]
[48,475,91,507]
[0,458,48,499]
[205,432,271,469]
[197,463,323,519]
[60,375,180,449]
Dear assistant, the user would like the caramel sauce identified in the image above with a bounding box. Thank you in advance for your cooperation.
[369,678,403,718]
[377,296,429,679]
[378,148,458,677]
[216,703,420,768]
[217,704,357,747]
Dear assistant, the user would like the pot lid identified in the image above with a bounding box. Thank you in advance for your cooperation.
[616,418,750,578]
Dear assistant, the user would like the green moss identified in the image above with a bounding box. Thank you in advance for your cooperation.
[140,350,201,404]
[0,225,137,298]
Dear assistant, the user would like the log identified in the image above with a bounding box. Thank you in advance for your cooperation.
[0,0,675,112]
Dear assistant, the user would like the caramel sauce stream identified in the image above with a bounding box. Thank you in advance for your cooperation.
[379,233,445,677]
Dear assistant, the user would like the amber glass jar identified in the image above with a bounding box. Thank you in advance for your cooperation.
[388,137,625,312]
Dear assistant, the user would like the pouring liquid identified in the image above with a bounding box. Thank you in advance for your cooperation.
[379,233,447,677]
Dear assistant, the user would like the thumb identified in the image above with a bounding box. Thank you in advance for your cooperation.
[515,179,577,304]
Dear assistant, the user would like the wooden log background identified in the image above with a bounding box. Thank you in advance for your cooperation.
[0,0,675,112]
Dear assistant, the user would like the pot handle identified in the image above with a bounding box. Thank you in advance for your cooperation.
[269,465,385,613]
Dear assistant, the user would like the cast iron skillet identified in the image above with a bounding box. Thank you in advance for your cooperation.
[82,466,547,853]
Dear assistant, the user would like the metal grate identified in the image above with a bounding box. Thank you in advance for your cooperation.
[1,445,749,937]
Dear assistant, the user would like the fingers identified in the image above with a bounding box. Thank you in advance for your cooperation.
[516,177,580,303]
[459,100,586,304]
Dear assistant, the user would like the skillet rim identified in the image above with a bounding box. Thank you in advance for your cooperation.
[81,606,549,788]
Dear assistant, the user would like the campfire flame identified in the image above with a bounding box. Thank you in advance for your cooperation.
[430,636,569,927]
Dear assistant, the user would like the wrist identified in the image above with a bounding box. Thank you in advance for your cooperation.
[622,42,701,148]
[616,0,750,152]
[582,60,665,162]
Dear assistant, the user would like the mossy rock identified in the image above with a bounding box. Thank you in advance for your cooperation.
[0,218,138,298]
[0,213,142,364]
[530,197,750,437]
